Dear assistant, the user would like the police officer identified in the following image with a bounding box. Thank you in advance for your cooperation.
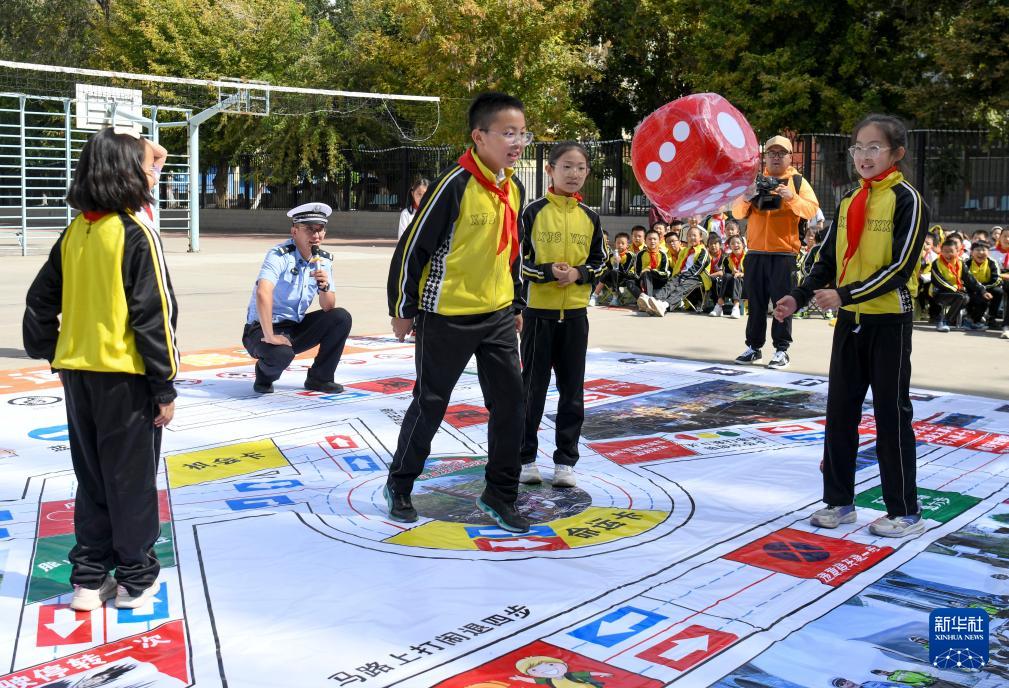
[242,202,352,394]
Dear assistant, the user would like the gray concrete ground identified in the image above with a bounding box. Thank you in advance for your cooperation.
[2,232,1006,399]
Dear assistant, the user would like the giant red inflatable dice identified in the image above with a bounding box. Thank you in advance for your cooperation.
[631,93,760,221]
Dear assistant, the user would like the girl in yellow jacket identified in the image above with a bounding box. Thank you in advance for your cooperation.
[775,114,929,538]
[519,143,606,488]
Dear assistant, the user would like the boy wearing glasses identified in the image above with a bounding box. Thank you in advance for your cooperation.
[242,202,353,394]
[731,135,820,370]
[385,92,531,533]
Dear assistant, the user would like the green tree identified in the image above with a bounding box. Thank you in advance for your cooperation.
[342,0,600,143]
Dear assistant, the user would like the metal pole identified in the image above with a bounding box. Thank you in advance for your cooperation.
[535,144,544,198]
[151,106,161,232]
[188,118,200,252]
[19,95,27,256]
[63,98,72,229]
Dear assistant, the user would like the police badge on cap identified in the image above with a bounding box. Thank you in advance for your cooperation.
[287,202,332,226]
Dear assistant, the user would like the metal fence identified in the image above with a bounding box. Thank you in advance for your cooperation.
[0,93,192,255]
[206,132,1009,225]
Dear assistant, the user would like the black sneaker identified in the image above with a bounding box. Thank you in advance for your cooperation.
[476,492,530,534]
[383,484,418,523]
[305,377,345,393]
[735,347,761,364]
[253,381,274,394]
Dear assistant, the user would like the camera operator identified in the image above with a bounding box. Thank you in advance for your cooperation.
[730,135,820,369]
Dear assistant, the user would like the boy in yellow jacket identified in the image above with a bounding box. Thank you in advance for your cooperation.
[386,93,530,532]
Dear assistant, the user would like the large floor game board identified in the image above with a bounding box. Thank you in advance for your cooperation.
[0,338,1006,687]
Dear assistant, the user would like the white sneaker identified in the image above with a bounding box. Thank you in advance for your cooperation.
[608,296,619,307]
[868,512,925,538]
[636,294,650,312]
[810,505,856,528]
[589,294,598,307]
[552,464,576,488]
[519,463,542,485]
[654,300,669,316]
[767,350,790,369]
[730,304,741,319]
[1002,326,1009,340]
[709,306,722,317]
[70,576,116,611]
[115,582,159,609]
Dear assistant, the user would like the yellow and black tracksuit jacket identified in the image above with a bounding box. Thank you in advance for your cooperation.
[521,191,607,319]
[967,256,1002,291]
[931,256,986,299]
[24,211,180,403]
[722,250,747,277]
[796,245,820,282]
[909,253,933,298]
[608,249,634,278]
[631,248,672,280]
[388,150,525,318]
[793,170,929,322]
[672,244,710,286]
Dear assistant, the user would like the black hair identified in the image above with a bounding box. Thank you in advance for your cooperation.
[972,240,991,250]
[650,221,667,231]
[630,225,646,234]
[971,229,990,240]
[405,177,430,210]
[645,229,660,238]
[615,232,630,242]
[66,128,153,213]
[851,114,910,175]
[547,141,590,166]
[664,231,679,240]
[669,219,684,228]
[926,231,938,243]
[941,237,958,249]
[468,92,525,131]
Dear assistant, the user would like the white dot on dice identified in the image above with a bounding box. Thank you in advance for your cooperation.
[659,142,676,162]
[717,112,746,148]
[673,121,690,142]
[646,161,662,182]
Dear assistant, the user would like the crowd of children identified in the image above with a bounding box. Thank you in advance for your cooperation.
[589,214,1008,339]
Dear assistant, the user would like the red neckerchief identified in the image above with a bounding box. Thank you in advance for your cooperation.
[709,248,723,267]
[940,255,963,291]
[548,186,583,203]
[647,249,659,270]
[1002,249,1009,269]
[730,251,745,273]
[839,165,898,282]
[457,148,518,265]
[632,240,644,253]
[82,211,109,222]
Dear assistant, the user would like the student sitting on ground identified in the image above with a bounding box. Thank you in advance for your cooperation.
[713,235,746,318]
[964,240,1003,331]
[629,225,646,254]
[628,229,672,313]
[915,232,936,321]
[665,232,683,273]
[931,237,989,332]
[704,233,725,314]
[594,231,635,306]
[639,226,710,316]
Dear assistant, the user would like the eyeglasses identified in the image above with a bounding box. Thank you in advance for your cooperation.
[765,150,791,159]
[480,129,534,146]
[848,145,891,159]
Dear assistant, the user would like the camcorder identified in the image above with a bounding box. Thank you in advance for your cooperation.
[751,174,786,211]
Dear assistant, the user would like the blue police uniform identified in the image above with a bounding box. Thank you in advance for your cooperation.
[241,203,352,393]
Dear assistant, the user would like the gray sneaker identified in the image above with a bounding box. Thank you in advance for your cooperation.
[869,512,925,538]
[519,463,542,485]
[70,575,116,611]
[810,504,856,528]
[552,464,576,488]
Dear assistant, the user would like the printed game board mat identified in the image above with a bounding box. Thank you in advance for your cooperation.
[1,338,1007,687]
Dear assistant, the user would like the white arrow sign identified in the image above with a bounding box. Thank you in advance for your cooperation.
[488,539,551,550]
[596,611,652,637]
[44,608,85,638]
[660,634,710,662]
